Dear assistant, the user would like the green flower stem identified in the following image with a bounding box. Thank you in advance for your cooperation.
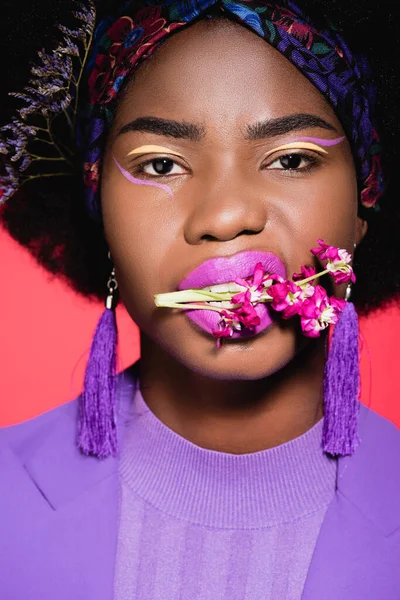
[155,289,273,311]
[259,292,273,301]
[46,117,74,168]
[35,137,60,147]
[155,281,277,307]
[35,126,52,134]
[73,30,94,131]
[31,155,67,162]
[63,109,73,131]
[295,269,328,286]
[25,172,74,183]
[58,140,75,157]
[161,302,224,312]
[155,289,235,306]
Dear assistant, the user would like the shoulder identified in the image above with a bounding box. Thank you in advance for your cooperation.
[358,402,400,455]
[340,403,400,483]
[338,403,400,536]
[0,363,139,464]
[342,402,400,474]
[0,400,76,463]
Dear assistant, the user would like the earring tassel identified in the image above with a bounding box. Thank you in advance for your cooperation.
[78,304,118,458]
[322,301,360,456]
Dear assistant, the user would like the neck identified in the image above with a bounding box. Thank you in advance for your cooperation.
[139,334,326,454]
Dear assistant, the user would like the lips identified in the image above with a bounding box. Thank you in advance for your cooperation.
[177,250,287,338]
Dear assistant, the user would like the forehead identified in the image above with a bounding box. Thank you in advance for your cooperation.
[114,19,340,133]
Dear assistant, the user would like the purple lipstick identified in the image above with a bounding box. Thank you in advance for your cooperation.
[178,250,287,338]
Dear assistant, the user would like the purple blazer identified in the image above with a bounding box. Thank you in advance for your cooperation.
[1,365,400,599]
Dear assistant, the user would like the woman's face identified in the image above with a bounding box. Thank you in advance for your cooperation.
[101,19,361,380]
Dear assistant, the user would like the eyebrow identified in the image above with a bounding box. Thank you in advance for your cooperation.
[118,113,337,142]
[245,114,337,140]
[118,117,205,141]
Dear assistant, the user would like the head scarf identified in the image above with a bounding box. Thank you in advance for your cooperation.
[81,0,384,217]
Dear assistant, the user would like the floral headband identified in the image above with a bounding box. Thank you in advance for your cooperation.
[0,0,385,216]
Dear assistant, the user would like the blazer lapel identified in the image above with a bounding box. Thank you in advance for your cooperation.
[302,404,400,600]
[0,366,139,600]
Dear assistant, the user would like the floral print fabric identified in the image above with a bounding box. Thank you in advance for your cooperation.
[82,0,384,216]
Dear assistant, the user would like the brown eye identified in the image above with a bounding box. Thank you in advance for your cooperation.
[279,154,303,169]
[264,152,318,171]
[140,157,187,176]
[148,158,174,175]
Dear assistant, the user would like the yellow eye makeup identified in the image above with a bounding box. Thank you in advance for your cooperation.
[127,145,185,158]
[264,137,345,159]
[264,142,329,158]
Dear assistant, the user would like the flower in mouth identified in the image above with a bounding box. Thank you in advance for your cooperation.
[235,293,261,328]
[212,291,262,347]
[212,310,242,349]
[299,286,346,337]
[231,262,272,305]
[311,239,356,284]
[268,280,313,319]
[293,265,317,281]
[153,239,355,348]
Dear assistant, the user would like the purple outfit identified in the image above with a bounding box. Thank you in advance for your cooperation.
[114,385,337,599]
[1,361,400,599]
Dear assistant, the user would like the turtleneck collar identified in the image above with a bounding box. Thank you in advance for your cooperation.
[119,376,337,529]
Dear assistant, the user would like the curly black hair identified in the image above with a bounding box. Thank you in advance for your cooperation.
[1,0,400,314]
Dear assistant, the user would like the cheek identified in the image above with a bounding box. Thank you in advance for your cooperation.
[282,162,358,258]
[101,170,184,323]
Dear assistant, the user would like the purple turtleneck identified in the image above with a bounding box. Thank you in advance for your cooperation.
[114,384,337,599]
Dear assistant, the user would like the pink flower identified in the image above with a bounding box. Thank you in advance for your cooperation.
[212,317,234,349]
[311,239,341,262]
[232,262,266,305]
[212,309,240,348]
[212,295,263,347]
[311,240,356,285]
[234,294,261,329]
[210,241,350,347]
[268,280,304,319]
[329,296,346,313]
[326,248,356,284]
[299,285,345,337]
[293,265,317,281]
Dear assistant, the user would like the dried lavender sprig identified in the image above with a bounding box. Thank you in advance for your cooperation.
[58,2,96,46]
[30,52,72,80]
[2,119,31,162]
[73,4,96,27]
[0,163,19,199]
[55,39,80,58]
[0,0,96,203]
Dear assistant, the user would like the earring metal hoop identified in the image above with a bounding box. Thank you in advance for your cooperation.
[105,265,119,310]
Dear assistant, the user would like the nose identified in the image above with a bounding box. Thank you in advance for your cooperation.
[183,176,268,245]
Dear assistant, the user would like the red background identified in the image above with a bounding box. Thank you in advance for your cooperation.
[1,225,400,428]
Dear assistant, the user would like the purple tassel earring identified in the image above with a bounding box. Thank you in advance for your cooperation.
[78,252,119,458]
[322,282,360,456]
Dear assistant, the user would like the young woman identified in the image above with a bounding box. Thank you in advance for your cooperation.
[1,1,399,598]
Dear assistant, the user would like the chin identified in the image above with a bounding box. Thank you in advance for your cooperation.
[154,320,298,381]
